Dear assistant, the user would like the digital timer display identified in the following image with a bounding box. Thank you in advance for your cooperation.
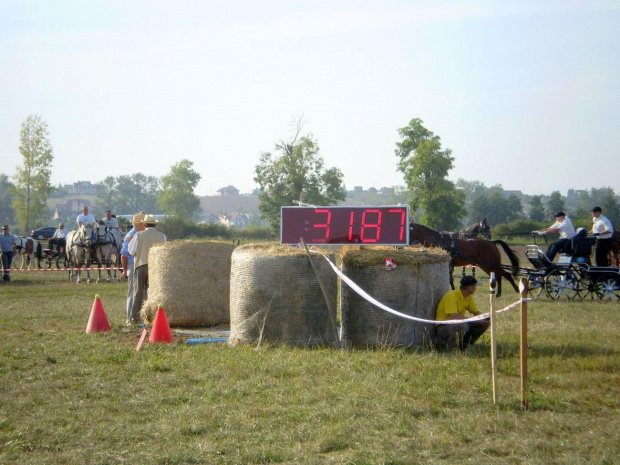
[281,206,409,245]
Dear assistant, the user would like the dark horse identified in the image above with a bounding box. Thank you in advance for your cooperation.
[410,223,520,297]
[458,218,491,239]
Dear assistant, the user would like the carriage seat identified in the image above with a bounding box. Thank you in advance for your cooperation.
[526,245,554,269]
[567,228,595,259]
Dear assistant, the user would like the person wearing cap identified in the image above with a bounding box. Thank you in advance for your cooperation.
[49,223,68,255]
[120,212,146,325]
[128,214,167,325]
[534,211,576,262]
[588,206,614,266]
[435,275,489,350]
[0,225,18,282]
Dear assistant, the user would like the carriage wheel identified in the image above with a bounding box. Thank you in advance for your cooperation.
[594,274,620,300]
[545,268,579,300]
[42,255,53,270]
[574,273,597,300]
[526,275,544,299]
[56,256,68,269]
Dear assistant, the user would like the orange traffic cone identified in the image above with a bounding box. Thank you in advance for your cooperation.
[86,294,111,333]
[149,305,173,343]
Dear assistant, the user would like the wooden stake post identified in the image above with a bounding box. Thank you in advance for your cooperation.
[519,278,529,410]
[489,272,498,405]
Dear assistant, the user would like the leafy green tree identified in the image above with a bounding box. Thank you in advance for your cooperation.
[547,191,565,218]
[97,174,160,215]
[96,176,117,212]
[12,115,54,233]
[528,195,545,222]
[395,118,465,230]
[254,125,346,232]
[600,194,620,226]
[469,194,490,223]
[156,160,201,219]
[484,191,522,225]
[0,174,16,226]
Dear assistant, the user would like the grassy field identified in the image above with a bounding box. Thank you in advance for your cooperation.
[1,271,619,465]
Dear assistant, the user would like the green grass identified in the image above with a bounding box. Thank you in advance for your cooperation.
[1,273,619,464]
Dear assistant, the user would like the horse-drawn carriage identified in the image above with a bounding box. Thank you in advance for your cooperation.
[523,233,620,300]
[66,222,122,283]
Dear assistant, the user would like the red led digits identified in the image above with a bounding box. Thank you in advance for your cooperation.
[348,211,355,241]
[360,209,381,243]
[313,209,332,242]
[388,208,406,240]
[280,206,409,245]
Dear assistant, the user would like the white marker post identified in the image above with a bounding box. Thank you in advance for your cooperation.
[489,272,498,405]
[519,277,529,410]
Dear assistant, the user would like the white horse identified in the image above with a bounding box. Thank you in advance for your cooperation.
[66,225,95,283]
[13,237,42,269]
[93,222,122,282]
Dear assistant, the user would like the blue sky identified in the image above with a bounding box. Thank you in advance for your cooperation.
[1,0,619,196]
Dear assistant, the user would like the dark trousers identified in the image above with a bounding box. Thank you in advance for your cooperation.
[594,238,612,267]
[436,319,490,349]
[1,251,13,281]
[130,264,149,323]
[546,238,570,262]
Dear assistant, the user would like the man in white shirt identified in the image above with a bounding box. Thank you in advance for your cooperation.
[102,210,121,231]
[49,223,68,254]
[128,214,167,324]
[588,206,614,266]
[77,206,96,229]
[535,211,576,262]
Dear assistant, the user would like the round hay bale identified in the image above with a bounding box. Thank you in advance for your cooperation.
[340,246,451,348]
[229,244,338,347]
[141,241,236,326]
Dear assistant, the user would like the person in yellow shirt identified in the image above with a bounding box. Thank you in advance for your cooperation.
[436,275,489,350]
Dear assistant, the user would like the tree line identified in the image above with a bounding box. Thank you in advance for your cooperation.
[2,114,619,236]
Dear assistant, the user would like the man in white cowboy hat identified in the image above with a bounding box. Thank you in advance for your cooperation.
[120,211,145,325]
[128,214,166,324]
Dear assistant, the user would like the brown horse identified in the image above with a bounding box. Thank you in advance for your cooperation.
[612,230,620,267]
[409,223,520,297]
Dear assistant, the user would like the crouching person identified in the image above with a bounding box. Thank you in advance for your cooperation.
[436,275,489,350]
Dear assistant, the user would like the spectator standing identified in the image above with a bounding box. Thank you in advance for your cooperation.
[534,211,576,262]
[588,206,614,266]
[128,214,166,324]
[120,212,145,325]
[435,276,489,350]
[0,225,18,282]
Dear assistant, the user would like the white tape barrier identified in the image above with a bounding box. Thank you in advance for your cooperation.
[2,267,123,271]
[313,250,528,326]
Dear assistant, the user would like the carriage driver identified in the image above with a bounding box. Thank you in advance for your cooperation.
[534,211,576,262]
[102,210,121,231]
[588,206,614,266]
[48,223,68,254]
[77,205,96,241]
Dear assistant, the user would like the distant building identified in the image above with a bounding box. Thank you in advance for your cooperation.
[63,181,98,196]
[198,212,220,224]
[353,186,364,193]
[216,185,240,196]
[503,190,523,198]
[219,212,249,228]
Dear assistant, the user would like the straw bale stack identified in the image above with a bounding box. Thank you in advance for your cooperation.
[229,244,338,347]
[340,246,450,348]
[141,241,236,326]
